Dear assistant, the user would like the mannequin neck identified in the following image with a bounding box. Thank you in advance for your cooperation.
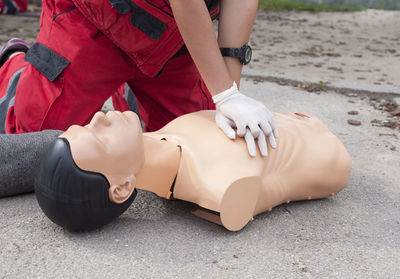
[135,133,181,199]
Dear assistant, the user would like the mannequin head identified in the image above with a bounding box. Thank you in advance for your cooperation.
[35,111,144,231]
[61,110,145,203]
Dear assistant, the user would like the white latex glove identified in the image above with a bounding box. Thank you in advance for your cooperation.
[213,82,278,157]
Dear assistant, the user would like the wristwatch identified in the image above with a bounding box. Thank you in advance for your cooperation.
[220,44,252,65]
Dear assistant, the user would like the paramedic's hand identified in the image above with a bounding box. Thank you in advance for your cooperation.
[213,82,278,157]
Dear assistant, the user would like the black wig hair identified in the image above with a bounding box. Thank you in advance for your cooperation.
[35,138,137,232]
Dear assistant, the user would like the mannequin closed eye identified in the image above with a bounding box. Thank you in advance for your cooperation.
[294,112,311,119]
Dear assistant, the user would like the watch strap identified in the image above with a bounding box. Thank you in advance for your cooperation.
[220,47,242,58]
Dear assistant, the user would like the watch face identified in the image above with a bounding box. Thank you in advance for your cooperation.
[244,46,252,65]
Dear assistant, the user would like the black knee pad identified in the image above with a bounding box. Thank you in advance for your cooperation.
[35,138,137,232]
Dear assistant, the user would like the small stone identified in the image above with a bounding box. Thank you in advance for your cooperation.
[379,133,397,138]
[390,110,400,116]
[327,66,343,72]
[348,119,361,126]
[383,121,395,128]
[391,121,400,129]
[348,111,359,115]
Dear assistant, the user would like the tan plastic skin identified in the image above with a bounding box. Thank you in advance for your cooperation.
[61,110,351,231]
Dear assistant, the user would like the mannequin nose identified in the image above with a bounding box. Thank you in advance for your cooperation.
[90,112,112,128]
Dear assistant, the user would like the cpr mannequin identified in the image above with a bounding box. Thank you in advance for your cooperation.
[35,110,351,231]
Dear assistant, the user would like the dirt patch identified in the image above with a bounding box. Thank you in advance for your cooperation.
[249,9,400,87]
[0,16,39,46]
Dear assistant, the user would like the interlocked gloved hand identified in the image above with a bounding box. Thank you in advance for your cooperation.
[213,82,278,157]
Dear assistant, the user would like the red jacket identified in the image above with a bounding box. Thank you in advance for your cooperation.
[72,0,220,77]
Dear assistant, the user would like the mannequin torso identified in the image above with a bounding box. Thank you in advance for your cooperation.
[136,111,351,230]
[61,110,351,231]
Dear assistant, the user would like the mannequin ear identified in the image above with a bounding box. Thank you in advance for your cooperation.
[108,174,136,204]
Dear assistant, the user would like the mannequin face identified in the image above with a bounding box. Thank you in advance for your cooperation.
[61,111,144,203]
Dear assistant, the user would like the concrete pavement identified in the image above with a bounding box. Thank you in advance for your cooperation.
[1,9,399,279]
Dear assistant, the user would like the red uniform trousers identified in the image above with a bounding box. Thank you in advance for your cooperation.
[0,0,215,134]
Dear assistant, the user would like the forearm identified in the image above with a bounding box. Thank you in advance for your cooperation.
[169,0,232,95]
[218,0,258,86]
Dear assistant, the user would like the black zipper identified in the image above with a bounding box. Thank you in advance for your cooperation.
[52,7,77,21]
[144,0,173,18]
[162,0,173,13]
[155,46,186,77]
[155,60,169,78]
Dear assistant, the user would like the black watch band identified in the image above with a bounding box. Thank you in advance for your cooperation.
[220,44,252,65]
